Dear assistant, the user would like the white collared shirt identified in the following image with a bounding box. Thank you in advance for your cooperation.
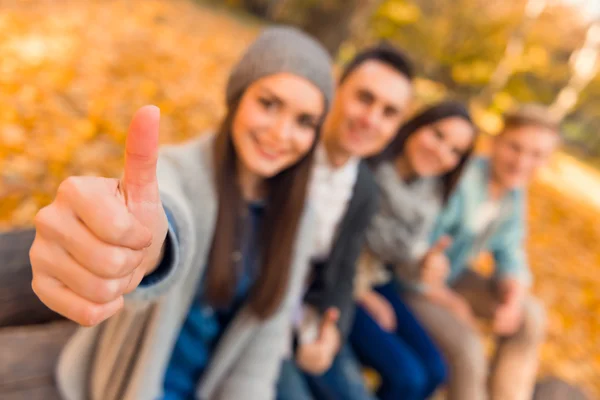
[308,143,360,262]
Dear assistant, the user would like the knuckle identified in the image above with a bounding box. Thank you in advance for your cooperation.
[57,176,81,199]
[105,248,130,276]
[30,277,43,298]
[94,279,123,303]
[34,205,69,243]
[33,206,56,233]
[29,239,52,273]
[80,304,105,327]
[33,205,49,228]
[29,240,42,269]
[30,278,53,310]
[107,212,132,242]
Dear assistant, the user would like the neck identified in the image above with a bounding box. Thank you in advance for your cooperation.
[237,163,265,202]
[395,155,417,182]
[488,167,509,200]
[322,119,352,168]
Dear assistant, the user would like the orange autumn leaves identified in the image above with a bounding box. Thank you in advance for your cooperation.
[0,0,598,397]
[0,0,258,227]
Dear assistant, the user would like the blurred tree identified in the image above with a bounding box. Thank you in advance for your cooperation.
[222,0,384,55]
[212,0,599,156]
[550,21,600,120]
[361,0,598,154]
[269,0,385,55]
[477,0,548,106]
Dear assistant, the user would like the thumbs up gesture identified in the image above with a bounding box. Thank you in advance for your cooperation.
[296,307,341,374]
[420,235,452,287]
[30,106,169,327]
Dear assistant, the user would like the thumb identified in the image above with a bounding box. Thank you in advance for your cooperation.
[319,307,339,339]
[431,235,452,254]
[122,105,161,204]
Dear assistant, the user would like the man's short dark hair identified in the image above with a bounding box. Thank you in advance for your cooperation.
[339,42,414,84]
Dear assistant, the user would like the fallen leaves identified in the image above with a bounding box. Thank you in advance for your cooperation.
[0,0,259,226]
[0,0,598,397]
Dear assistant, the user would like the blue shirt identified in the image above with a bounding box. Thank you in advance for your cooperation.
[143,203,264,400]
[429,157,531,285]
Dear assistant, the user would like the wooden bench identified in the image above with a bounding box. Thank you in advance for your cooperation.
[0,229,75,400]
[0,229,590,399]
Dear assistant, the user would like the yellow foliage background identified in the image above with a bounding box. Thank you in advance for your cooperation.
[0,0,598,397]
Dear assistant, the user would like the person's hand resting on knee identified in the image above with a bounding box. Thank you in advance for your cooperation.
[357,289,397,332]
[420,236,477,329]
[493,278,525,336]
[420,236,452,287]
[296,308,341,375]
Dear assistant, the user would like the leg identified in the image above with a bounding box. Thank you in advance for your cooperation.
[276,358,313,400]
[451,269,500,319]
[305,344,376,400]
[375,282,448,398]
[452,271,547,400]
[404,292,488,400]
[488,296,546,400]
[349,304,427,400]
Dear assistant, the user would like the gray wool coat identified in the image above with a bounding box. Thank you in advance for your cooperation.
[55,133,315,400]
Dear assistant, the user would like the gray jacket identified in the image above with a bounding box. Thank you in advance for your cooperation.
[56,133,314,400]
[359,162,443,290]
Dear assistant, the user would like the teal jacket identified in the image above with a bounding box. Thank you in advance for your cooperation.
[430,157,532,285]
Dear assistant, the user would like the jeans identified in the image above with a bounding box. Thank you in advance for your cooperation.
[276,343,375,400]
[350,281,447,400]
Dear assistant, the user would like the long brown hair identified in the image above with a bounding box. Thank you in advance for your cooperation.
[368,101,477,203]
[205,97,321,320]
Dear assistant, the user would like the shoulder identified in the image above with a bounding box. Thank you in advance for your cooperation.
[159,132,215,170]
[461,156,487,183]
[157,132,217,191]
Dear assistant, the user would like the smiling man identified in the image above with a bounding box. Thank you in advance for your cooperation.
[276,44,415,400]
[406,104,562,400]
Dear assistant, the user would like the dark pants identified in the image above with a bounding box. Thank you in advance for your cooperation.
[350,282,447,400]
[276,344,375,400]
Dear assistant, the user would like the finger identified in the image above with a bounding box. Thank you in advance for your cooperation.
[30,235,132,303]
[56,177,152,250]
[318,308,340,341]
[31,274,123,327]
[123,264,147,294]
[123,105,161,205]
[36,202,146,278]
[323,307,340,324]
[432,235,453,253]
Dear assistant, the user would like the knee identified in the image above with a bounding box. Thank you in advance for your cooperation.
[380,358,428,399]
[449,332,487,380]
[424,355,448,389]
[520,297,547,344]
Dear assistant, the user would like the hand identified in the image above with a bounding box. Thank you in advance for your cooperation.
[493,279,525,335]
[30,106,169,327]
[421,236,452,287]
[493,301,523,335]
[358,290,396,332]
[296,308,340,375]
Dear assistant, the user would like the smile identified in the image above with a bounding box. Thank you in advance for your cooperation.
[250,132,284,161]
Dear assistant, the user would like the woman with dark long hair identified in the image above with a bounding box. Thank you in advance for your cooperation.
[350,101,478,400]
[29,26,334,400]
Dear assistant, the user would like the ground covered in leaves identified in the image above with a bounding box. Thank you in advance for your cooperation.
[0,0,598,397]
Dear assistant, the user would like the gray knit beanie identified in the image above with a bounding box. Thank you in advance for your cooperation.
[226,25,334,110]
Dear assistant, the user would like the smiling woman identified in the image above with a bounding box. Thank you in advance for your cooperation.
[28,25,335,400]
[232,74,325,184]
